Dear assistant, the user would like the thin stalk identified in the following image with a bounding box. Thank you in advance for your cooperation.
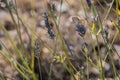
[13,61,30,80]
[48,63,53,80]
[79,47,97,68]
[52,36,58,56]
[16,61,32,74]
[62,62,77,80]
[80,0,99,67]
[108,53,118,79]
[96,35,105,80]
[37,57,42,80]
[5,0,27,56]
[0,23,31,73]
[86,59,89,80]
[104,31,119,61]
[58,0,62,26]
[0,40,13,59]
[86,52,89,80]
[31,32,35,72]
[102,0,115,23]
[49,2,78,73]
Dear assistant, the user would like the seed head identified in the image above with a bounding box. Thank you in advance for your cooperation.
[43,12,56,39]
[34,40,41,57]
[48,29,56,39]
[43,12,52,30]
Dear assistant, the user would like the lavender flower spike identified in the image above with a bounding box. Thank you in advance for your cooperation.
[86,0,92,8]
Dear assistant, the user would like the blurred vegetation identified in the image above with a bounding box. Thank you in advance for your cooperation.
[0,0,120,80]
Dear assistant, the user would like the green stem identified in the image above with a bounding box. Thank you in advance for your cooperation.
[96,35,105,80]
[49,4,78,73]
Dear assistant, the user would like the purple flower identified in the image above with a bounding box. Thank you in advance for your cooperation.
[43,12,56,39]
[76,24,86,37]
[68,45,74,51]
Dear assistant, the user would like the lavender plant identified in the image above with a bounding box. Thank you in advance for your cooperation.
[0,0,120,80]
